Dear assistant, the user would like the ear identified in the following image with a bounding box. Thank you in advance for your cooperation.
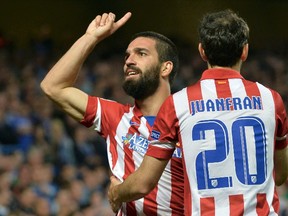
[198,43,208,61]
[241,43,249,62]
[161,61,173,78]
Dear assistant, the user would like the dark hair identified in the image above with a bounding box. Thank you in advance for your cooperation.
[130,31,179,84]
[198,9,249,67]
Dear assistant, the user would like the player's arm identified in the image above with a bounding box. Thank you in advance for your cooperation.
[108,154,169,213]
[274,142,288,186]
[40,12,131,121]
[273,92,288,186]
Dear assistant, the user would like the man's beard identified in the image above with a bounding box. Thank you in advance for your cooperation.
[122,64,161,100]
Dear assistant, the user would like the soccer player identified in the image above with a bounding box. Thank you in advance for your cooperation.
[40,12,184,215]
[108,9,288,215]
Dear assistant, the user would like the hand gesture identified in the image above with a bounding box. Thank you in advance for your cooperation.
[108,175,122,213]
[86,12,132,43]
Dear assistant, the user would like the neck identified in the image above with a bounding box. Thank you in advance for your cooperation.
[208,61,242,72]
[136,81,170,116]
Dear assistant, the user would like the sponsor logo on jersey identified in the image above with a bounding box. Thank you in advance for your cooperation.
[172,146,182,158]
[122,133,149,155]
[151,130,160,140]
[122,133,181,158]
[129,120,140,126]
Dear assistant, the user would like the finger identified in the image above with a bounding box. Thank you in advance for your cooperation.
[100,13,109,26]
[110,175,116,181]
[95,15,102,27]
[110,175,117,182]
[106,12,115,25]
[113,12,132,30]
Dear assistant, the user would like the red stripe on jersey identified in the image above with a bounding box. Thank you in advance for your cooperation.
[80,96,97,127]
[229,194,244,215]
[170,158,184,215]
[256,193,269,215]
[125,203,137,216]
[200,197,215,216]
[143,120,158,215]
[242,79,261,98]
[187,81,203,113]
[110,132,119,169]
[144,188,158,216]
[272,187,280,213]
[183,169,191,216]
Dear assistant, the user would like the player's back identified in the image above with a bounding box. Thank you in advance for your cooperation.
[172,68,284,215]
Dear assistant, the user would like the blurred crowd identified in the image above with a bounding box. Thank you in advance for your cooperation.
[0,28,288,216]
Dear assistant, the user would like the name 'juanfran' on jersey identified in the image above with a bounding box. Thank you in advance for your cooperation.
[190,96,263,116]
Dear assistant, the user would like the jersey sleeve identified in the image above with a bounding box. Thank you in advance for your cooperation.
[80,96,98,128]
[80,95,127,137]
[273,91,288,149]
[147,95,179,159]
[146,141,176,159]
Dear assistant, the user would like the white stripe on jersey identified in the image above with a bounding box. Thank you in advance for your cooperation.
[228,78,247,98]
[112,107,134,181]
[201,79,218,100]
[93,97,102,132]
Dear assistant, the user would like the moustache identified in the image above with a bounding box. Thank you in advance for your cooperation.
[125,66,142,74]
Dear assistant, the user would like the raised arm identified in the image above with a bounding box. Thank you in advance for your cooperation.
[40,12,132,121]
[108,155,169,213]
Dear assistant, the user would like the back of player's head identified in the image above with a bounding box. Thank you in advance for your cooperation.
[130,31,179,84]
[198,9,249,67]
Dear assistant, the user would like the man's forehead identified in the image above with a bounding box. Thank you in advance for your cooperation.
[127,37,156,51]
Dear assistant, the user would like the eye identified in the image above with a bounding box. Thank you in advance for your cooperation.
[139,52,147,57]
[124,54,129,61]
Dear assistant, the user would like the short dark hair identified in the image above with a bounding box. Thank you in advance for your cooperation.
[198,9,249,67]
[130,31,179,84]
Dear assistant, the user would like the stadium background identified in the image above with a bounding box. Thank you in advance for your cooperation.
[0,0,287,215]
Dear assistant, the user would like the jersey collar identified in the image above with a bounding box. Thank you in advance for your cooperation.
[133,102,143,118]
[200,68,244,80]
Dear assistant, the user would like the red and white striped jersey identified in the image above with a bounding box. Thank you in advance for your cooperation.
[148,68,288,216]
[80,96,184,216]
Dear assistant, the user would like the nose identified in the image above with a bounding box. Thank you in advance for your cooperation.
[125,53,136,66]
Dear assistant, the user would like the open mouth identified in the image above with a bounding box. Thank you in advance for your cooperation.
[126,69,140,77]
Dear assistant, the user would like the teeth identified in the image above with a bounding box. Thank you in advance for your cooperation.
[128,71,137,75]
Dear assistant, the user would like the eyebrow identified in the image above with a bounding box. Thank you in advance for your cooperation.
[125,47,150,55]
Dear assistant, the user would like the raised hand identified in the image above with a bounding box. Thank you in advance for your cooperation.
[86,12,132,43]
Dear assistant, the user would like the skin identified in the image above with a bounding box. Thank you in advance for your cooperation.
[274,141,288,186]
